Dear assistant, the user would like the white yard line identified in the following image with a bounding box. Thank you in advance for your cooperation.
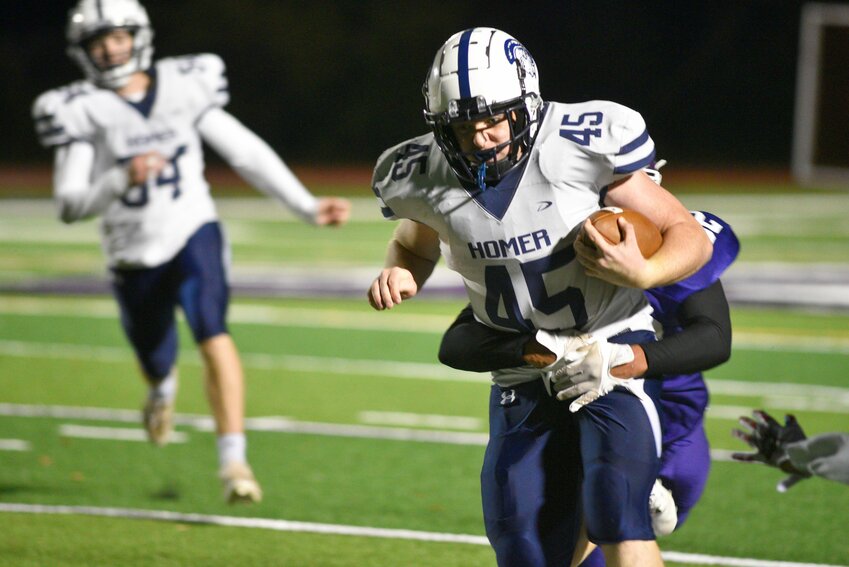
[0,403,772,460]
[0,503,844,567]
[0,296,459,334]
[0,439,30,451]
[0,403,489,446]
[58,424,189,444]
[358,411,483,431]
[731,332,849,354]
[0,339,487,383]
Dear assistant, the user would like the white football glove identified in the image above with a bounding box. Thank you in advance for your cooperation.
[546,336,636,413]
[533,330,590,396]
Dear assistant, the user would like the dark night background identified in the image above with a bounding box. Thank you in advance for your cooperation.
[0,1,844,170]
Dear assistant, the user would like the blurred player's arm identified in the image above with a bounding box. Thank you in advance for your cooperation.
[584,171,712,289]
[198,107,350,226]
[785,433,849,486]
[53,141,131,223]
[368,219,440,310]
[733,411,849,490]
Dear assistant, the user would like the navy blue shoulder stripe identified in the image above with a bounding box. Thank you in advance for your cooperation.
[618,129,649,155]
[613,149,656,174]
[370,184,396,219]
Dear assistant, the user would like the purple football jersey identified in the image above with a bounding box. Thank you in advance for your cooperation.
[645,211,740,443]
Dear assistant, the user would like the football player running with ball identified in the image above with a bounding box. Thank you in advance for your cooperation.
[32,0,350,504]
[439,206,740,566]
[368,28,712,567]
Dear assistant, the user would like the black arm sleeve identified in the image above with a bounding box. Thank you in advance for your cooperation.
[641,280,732,377]
[438,304,530,372]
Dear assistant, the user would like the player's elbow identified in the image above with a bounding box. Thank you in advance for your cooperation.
[717,326,732,365]
[712,333,732,367]
[697,233,714,270]
[438,338,465,370]
[678,220,714,275]
[701,319,732,370]
[57,202,80,224]
[55,195,86,224]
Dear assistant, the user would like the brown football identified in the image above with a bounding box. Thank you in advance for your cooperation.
[582,207,662,258]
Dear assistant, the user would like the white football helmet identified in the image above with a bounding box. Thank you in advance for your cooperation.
[423,28,543,189]
[66,0,154,89]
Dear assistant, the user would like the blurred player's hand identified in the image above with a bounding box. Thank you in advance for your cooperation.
[128,151,166,186]
[368,267,418,310]
[732,410,812,492]
[575,218,650,288]
[545,335,635,412]
[315,197,351,226]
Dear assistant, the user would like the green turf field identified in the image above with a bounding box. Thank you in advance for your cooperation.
[1,195,848,566]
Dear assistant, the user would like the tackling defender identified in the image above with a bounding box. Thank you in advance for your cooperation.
[368,28,711,567]
[32,0,350,503]
[439,207,739,566]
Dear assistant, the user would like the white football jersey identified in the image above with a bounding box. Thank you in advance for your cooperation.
[33,54,228,268]
[373,100,657,385]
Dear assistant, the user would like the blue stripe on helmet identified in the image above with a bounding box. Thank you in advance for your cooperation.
[457,29,474,99]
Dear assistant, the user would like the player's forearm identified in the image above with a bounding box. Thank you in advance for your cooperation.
[53,143,128,223]
[384,239,437,289]
[385,219,442,286]
[786,433,849,485]
[198,108,318,222]
[439,305,529,371]
[642,281,731,376]
[642,221,712,287]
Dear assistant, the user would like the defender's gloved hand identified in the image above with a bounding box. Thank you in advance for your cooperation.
[731,410,812,492]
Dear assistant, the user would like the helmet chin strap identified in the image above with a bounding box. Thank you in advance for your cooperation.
[472,139,514,191]
[476,163,487,191]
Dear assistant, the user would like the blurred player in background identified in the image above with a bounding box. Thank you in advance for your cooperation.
[733,410,849,490]
[367,27,711,567]
[439,205,739,566]
[32,0,350,503]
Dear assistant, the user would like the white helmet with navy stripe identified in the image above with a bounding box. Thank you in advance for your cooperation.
[66,0,154,89]
[423,28,543,189]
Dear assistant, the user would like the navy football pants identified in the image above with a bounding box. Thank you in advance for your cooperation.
[482,330,660,566]
[111,222,230,380]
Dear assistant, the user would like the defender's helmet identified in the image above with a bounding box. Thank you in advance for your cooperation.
[66,0,154,89]
[423,28,542,189]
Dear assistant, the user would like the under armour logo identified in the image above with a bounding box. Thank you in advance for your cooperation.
[500,389,517,406]
[536,201,553,212]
